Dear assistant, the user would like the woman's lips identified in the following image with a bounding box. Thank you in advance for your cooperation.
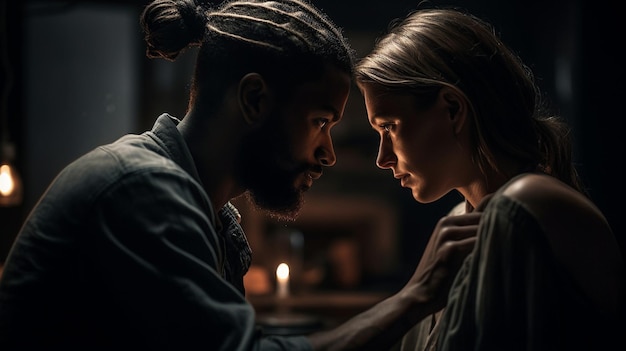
[394,173,409,187]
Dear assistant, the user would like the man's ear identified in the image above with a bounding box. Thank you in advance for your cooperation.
[440,86,469,135]
[238,73,270,125]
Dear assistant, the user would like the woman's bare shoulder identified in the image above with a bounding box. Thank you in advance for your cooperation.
[501,173,606,230]
[501,173,624,315]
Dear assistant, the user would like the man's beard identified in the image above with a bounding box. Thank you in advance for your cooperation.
[235,119,309,221]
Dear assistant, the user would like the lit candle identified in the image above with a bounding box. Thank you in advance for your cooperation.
[276,262,290,299]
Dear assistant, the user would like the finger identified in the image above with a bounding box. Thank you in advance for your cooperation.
[437,223,479,241]
[439,212,482,227]
[439,236,476,266]
[450,236,476,255]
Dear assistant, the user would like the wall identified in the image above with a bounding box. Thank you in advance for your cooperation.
[0,2,142,259]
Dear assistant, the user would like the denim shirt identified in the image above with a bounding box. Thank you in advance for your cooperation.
[0,114,311,350]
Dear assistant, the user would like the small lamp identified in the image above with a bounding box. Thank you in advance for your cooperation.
[0,143,22,207]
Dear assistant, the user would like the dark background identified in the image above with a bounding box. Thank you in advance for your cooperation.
[0,0,624,288]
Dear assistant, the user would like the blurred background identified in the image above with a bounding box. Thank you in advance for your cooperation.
[0,0,624,326]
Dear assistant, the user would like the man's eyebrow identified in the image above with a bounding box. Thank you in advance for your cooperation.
[319,105,341,121]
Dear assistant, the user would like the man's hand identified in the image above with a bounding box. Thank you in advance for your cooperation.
[308,195,493,351]
[405,195,492,317]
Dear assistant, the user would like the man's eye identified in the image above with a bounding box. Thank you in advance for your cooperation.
[317,118,329,128]
[381,124,393,132]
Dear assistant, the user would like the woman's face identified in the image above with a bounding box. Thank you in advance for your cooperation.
[361,83,472,203]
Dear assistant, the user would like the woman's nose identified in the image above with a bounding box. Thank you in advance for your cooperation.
[376,138,395,169]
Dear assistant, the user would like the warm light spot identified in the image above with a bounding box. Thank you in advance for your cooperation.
[0,164,15,196]
[276,263,290,298]
[276,263,289,280]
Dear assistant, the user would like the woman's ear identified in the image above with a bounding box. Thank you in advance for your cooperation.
[440,86,469,135]
[238,73,270,125]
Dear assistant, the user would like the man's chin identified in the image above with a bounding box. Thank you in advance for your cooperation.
[263,206,301,222]
[244,191,303,222]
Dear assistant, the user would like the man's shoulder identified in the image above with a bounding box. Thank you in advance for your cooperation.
[77,133,182,178]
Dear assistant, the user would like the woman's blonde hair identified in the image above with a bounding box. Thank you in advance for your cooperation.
[356,8,585,193]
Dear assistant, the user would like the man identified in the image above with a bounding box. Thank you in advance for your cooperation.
[0,1,481,350]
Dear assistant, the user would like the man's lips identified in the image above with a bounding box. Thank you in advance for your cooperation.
[300,170,322,190]
[308,171,322,180]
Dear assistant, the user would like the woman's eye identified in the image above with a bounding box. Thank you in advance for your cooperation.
[381,124,393,132]
[317,118,329,128]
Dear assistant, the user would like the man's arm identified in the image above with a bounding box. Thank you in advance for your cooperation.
[307,211,482,351]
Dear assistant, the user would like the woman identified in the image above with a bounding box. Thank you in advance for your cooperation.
[355,8,625,351]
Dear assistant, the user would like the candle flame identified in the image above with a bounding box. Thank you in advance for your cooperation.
[276,263,289,279]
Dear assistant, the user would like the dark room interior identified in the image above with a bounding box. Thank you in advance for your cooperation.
[0,0,624,327]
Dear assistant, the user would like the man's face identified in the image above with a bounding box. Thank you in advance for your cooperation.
[236,65,351,221]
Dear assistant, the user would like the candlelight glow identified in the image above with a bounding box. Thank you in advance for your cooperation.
[276,263,290,298]
[276,263,289,280]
